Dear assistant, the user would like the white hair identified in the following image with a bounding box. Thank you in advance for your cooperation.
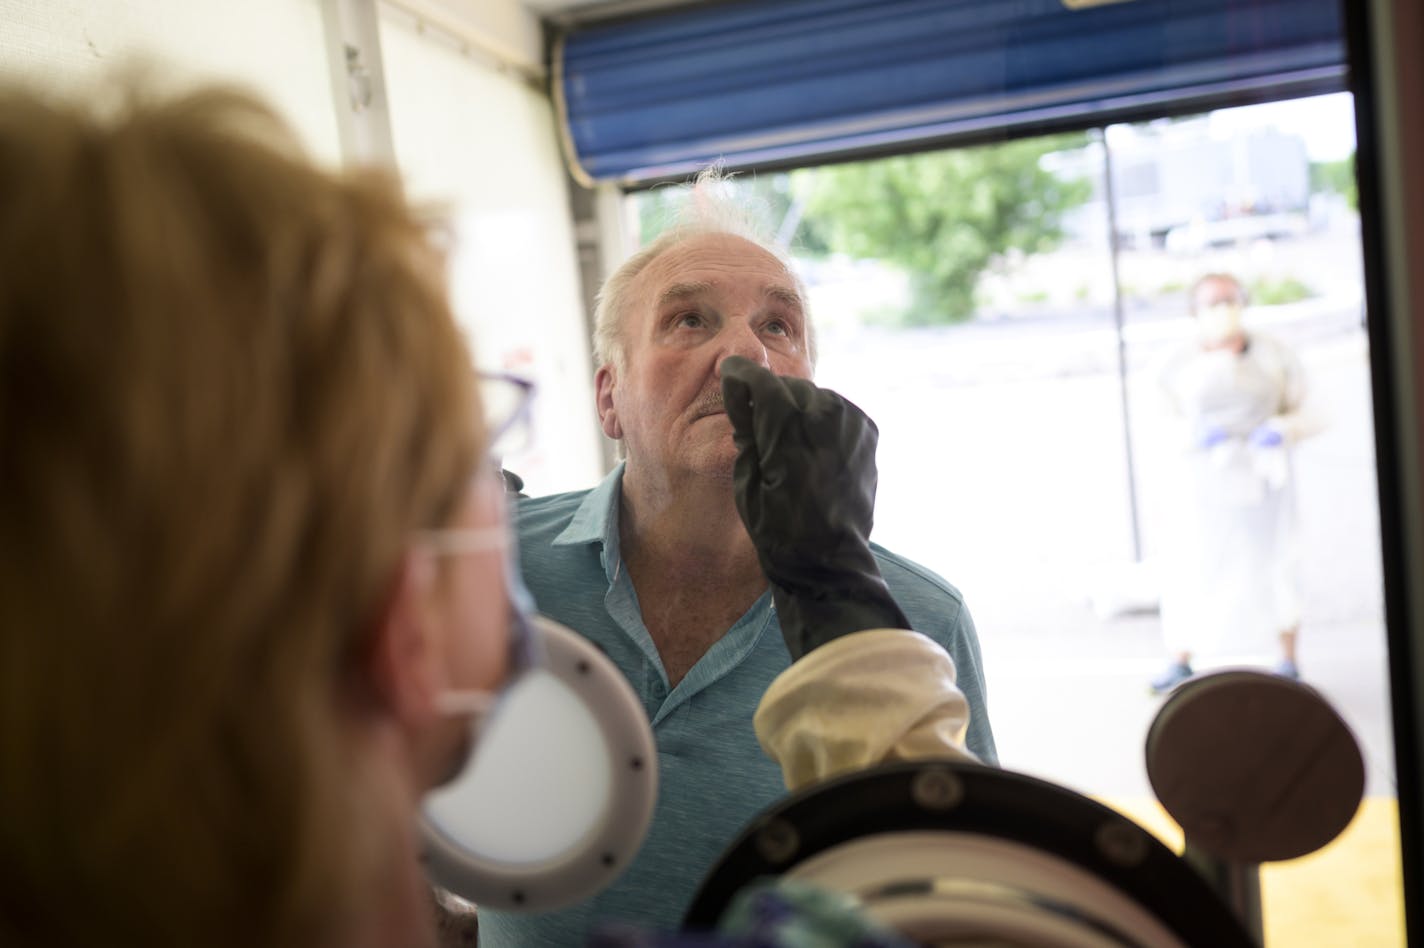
[592,166,817,374]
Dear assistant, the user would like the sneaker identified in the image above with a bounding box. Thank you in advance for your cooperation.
[1150,661,1194,694]
[1275,659,1300,680]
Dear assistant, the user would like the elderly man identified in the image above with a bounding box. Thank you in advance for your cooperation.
[477,181,995,946]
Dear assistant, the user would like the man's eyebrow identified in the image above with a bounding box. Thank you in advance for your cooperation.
[764,285,804,311]
[655,282,713,307]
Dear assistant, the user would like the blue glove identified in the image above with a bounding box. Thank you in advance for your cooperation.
[1197,424,1230,450]
[1250,425,1284,448]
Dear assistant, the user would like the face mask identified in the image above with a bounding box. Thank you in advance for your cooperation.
[420,514,657,915]
[1197,303,1243,346]
[427,516,544,765]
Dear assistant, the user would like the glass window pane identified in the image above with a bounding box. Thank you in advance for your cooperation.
[626,91,1402,944]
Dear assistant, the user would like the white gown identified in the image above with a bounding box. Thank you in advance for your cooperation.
[1156,334,1312,659]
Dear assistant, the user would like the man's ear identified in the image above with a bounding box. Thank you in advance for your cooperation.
[366,549,443,726]
[595,364,623,440]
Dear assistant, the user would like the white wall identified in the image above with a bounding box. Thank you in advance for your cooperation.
[0,0,604,495]
[379,4,603,494]
[0,0,340,161]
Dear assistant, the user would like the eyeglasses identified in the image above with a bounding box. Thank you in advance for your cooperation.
[479,371,535,466]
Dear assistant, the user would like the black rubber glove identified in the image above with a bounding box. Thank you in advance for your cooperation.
[720,355,911,661]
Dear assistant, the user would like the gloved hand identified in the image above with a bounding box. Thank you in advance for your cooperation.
[1197,424,1230,450]
[720,355,911,661]
[1250,424,1284,448]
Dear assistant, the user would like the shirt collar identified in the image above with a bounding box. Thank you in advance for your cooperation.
[552,462,625,576]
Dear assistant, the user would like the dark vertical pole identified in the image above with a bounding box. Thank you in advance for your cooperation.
[1101,126,1144,562]
[1346,0,1423,935]
[1182,842,1264,943]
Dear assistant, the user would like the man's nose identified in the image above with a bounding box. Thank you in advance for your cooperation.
[714,321,771,375]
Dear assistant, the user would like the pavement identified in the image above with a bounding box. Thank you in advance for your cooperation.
[810,281,1403,944]
[815,299,1389,796]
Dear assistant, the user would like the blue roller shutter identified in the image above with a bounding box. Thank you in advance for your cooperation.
[554,0,1346,184]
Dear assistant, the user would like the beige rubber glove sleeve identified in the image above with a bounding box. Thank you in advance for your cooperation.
[753,628,979,792]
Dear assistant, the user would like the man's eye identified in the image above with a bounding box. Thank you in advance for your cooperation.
[763,319,790,336]
[675,312,705,329]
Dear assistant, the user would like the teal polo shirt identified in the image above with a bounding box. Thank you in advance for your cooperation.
[477,464,995,947]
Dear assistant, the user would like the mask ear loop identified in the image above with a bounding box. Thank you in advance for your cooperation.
[434,690,499,718]
[428,491,546,736]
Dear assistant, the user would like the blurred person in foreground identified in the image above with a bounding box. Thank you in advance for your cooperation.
[478,172,995,947]
[0,81,520,948]
[1149,272,1321,694]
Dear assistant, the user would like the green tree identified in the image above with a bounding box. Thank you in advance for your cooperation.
[1310,153,1357,211]
[794,133,1092,324]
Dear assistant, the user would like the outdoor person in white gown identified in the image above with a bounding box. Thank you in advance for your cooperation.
[1150,272,1322,694]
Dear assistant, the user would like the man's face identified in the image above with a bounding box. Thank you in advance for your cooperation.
[1192,277,1246,350]
[596,233,813,484]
